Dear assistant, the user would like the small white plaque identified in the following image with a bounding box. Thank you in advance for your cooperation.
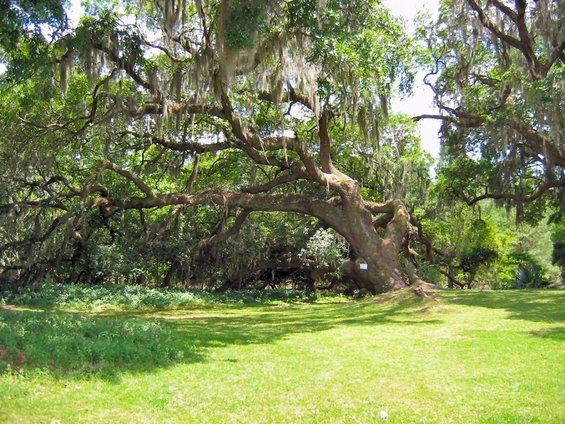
[359,263,368,270]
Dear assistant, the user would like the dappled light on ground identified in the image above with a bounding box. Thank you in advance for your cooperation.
[1,290,564,423]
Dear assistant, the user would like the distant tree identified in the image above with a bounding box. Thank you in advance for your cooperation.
[418,0,565,222]
[459,245,498,288]
[550,222,565,279]
[422,202,501,288]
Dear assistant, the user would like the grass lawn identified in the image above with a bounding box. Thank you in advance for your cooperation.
[0,289,564,423]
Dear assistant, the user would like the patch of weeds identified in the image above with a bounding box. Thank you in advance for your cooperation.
[0,310,189,378]
[0,283,342,310]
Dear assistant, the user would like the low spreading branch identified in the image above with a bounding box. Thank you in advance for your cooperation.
[101,161,155,198]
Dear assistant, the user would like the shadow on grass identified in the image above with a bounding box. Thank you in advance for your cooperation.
[530,326,565,341]
[442,290,565,324]
[0,293,440,381]
[103,295,442,354]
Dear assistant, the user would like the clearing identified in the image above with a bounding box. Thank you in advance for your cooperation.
[0,289,564,423]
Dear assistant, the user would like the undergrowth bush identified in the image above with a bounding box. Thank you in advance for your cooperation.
[0,311,186,378]
[0,283,333,309]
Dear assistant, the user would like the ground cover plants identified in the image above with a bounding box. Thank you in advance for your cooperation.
[0,283,329,309]
[0,287,563,423]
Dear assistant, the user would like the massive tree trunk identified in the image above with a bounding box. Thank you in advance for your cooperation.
[338,199,410,293]
[345,218,410,292]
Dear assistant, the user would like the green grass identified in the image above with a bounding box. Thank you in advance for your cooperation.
[0,289,563,423]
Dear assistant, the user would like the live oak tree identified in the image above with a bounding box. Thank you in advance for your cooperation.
[419,0,565,222]
[0,0,433,293]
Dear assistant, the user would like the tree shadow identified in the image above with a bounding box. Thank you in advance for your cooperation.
[0,295,441,381]
[106,296,442,353]
[442,290,565,324]
[530,327,565,341]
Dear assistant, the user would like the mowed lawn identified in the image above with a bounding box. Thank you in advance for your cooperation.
[0,290,563,423]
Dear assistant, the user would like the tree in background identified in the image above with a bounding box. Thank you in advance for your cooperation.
[418,194,560,289]
[409,0,564,288]
[418,0,564,222]
[551,222,565,280]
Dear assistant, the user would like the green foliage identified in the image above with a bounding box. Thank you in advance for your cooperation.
[333,113,433,205]
[459,246,498,276]
[75,10,145,63]
[285,0,414,98]
[421,0,565,221]
[0,0,67,81]
[0,310,184,377]
[435,157,495,204]
[299,228,348,270]
[0,283,335,309]
[505,253,549,289]
[421,198,559,289]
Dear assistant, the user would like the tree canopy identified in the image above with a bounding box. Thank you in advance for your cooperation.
[420,0,564,222]
[0,0,563,293]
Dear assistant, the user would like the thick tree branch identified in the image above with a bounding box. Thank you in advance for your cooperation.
[409,214,433,262]
[490,0,517,21]
[0,214,70,252]
[88,37,153,92]
[548,41,565,69]
[101,161,155,198]
[93,189,345,232]
[77,69,119,132]
[0,199,69,213]
[219,84,345,192]
[509,119,565,167]
[242,171,304,194]
[372,213,393,229]
[466,0,548,79]
[132,101,224,119]
[196,208,251,250]
[151,136,232,154]
[413,113,484,128]
[460,178,564,206]
[318,110,334,174]
[288,85,315,111]
[415,110,565,167]
[466,0,524,51]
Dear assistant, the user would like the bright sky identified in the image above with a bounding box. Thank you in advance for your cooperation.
[382,0,442,158]
[68,0,84,27]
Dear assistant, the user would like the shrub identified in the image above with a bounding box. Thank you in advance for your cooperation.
[0,283,331,309]
[0,311,185,377]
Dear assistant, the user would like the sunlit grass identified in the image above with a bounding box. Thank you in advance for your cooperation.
[1,289,564,423]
